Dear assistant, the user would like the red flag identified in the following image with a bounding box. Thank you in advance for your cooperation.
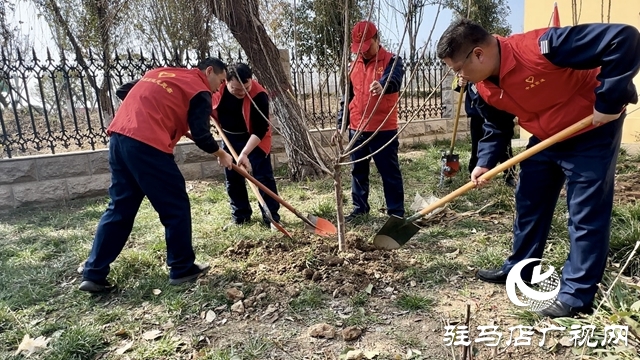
[551,2,561,27]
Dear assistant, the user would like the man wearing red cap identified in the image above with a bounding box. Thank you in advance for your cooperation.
[333,20,405,222]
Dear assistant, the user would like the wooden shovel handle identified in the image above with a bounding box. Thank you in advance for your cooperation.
[205,119,311,228]
[210,117,240,159]
[450,87,465,155]
[209,118,271,216]
[210,118,287,228]
[231,163,318,230]
[407,115,594,222]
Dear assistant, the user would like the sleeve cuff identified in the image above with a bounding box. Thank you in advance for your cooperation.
[595,98,624,115]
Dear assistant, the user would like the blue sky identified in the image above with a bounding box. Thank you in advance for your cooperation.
[10,0,525,57]
[378,0,525,53]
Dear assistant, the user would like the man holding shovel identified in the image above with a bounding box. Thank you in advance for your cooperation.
[79,58,234,293]
[437,19,640,318]
[211,63,282,231]
[332,20,406,223]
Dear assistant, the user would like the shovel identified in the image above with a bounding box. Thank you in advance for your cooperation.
[210,118,293,239]
[373,115,594,250]
[440,88,465,186]
[230,163,337,237]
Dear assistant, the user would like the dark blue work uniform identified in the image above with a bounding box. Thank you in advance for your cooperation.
[476,23,640,311]
[454,81,516,178]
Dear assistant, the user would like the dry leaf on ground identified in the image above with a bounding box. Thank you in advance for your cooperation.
[142,330,163,340]
[15,334,50,356]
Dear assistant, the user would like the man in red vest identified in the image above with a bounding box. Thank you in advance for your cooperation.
[211,63,281,229]
[333,20,405,222]
[437,19,640,318]
[79,58,234,293]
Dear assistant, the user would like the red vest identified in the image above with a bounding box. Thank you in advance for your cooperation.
[108,67,212,153]
[348,47,400,131]
[211,79,273,155]
[475,29,601,141]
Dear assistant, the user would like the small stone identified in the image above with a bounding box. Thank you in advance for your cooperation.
[230,301,245,314]
[243,296,256,308]
[325,256,344,266]
[261,304,278,319]
[345,350,364,360]
[302,268,314,279]
[308,323,335,339]
[253,285,265,295]
[286,286,300,297]
[226,288,244,301]
[342,326,362,341]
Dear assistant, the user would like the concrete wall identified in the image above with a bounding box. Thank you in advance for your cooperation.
[522,0,640,143]
[0,118,469,210]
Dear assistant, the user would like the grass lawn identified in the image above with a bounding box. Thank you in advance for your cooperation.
[1,136,639,360]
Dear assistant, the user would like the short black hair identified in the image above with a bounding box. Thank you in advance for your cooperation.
[436,18,493,61]
[227,63,253,83]
[197,57,227,74]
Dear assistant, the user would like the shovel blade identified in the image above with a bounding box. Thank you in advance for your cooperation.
[305,214,338,237]
[372,215,422,250]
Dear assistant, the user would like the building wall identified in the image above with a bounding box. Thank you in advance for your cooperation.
[521,0,640,143]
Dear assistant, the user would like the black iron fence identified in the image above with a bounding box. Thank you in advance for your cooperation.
[0,48,445,158]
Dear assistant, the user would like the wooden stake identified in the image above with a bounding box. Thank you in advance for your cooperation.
[462,303,471,360]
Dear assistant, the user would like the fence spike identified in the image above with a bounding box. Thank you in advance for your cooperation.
[0,49,445,157]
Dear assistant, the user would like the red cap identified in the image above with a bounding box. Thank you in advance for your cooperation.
[351,21,377,53]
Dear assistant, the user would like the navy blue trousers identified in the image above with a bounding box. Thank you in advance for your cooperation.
[349,129,405,217]
[83,133,197,282]
[222,133,280,225]
[501,115,625,308]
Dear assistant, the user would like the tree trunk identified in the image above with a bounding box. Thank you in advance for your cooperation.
[92,0,115,119]
[208,0,329,181]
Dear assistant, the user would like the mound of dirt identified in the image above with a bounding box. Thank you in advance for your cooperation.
[223,232,413,303]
